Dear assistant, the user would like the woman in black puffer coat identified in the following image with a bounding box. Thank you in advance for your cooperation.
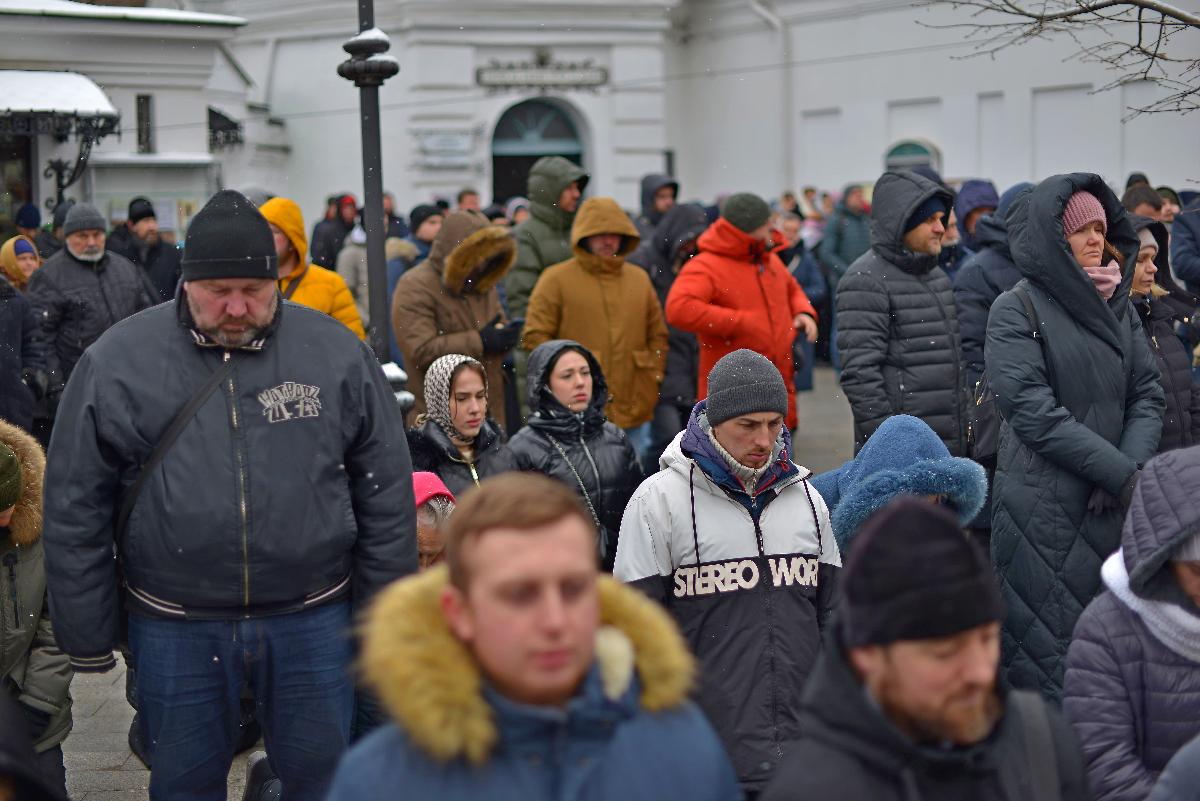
[1130,215,1200,454]
[509,340,643,570]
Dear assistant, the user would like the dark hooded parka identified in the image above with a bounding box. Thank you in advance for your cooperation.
[1064,446,1200,801]
[508,340,643,569]
[634,174,679,242]
[1130,216,1200,454]
[986,173,1164,700]
[836,171,969,456]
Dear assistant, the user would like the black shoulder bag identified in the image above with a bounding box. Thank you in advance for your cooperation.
[968,286,1044,466]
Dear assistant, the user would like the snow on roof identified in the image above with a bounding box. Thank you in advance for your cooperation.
[0,71,118,117]
[0,0,243,26]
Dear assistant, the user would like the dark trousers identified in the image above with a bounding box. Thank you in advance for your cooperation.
[128,602,354,801]
[648,400,691,474]
[36,744,67,798]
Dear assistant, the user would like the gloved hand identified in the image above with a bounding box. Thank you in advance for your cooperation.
[478,315,521,354]
[19,701,52,739]
[1120,469,1141,509]
[1087,486,1120,515]
[21,367,49,401]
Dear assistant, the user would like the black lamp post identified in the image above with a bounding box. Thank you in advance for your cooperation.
[338,1,399,361]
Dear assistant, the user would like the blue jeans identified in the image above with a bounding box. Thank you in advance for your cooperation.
[623,422,652,463]
[129,602,355,801]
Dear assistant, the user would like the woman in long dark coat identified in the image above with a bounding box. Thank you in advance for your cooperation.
[986,173,1164,700]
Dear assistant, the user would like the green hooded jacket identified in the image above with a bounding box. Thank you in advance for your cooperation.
[504,156,590,319]
[0,419,72,753]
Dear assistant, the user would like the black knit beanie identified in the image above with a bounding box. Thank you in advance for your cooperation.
[409,204,442,234]
[128,197,156,224]
[181,190,277,281]
[722,193,772,233]
[705,349,788,426]
[840,497,1004,647]
[905,194,949,234]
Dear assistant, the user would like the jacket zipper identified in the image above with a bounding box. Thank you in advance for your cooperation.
[580,435,604,503]
[754,264,777,344]
[750,513,783,760]
[225,351,252,608]
[3,553,18,629]
[468,461,480,486]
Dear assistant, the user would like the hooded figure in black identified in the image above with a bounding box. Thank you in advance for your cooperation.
[1128,215,1200,454]
[634,174,679,242]
[629,202,709,468]
[509,340,643,570]
[986,173,1164,700]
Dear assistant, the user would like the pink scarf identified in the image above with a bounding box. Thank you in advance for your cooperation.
[1085,259,1121,300]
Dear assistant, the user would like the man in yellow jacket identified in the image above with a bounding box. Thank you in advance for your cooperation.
[260,197,366,340]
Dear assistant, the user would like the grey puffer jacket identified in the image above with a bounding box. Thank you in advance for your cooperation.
[25,247,154,390]
[836,171,968,456]
[987,173,1164,700]
[1064,445,1200,801]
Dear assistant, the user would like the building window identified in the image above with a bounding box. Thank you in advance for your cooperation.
[885,139,941,173]
[136,94,154,154]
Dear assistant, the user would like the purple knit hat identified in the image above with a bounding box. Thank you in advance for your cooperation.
[1063,191,1107,236]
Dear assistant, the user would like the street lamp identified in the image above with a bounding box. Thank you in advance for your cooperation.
[338,1,399,361]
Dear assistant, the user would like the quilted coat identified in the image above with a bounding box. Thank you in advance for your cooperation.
[987,173,1164,700]
[835,171,969,456]
[1063,445,1200,801]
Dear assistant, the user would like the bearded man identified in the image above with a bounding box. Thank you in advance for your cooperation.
[762,497,1089,801]
[41,190,417,801]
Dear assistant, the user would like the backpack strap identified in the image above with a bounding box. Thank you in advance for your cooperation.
[1006,691,1060,801]
[1013,285,1056,389]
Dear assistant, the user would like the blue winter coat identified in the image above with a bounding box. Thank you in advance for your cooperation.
[0,277,47,430]
[811,414,986,549]
[325,567,741,801]
[1148,733,1200,801]
[1063,446,1200,801]
[1170,201,1200,296]
[988,174,1165,700]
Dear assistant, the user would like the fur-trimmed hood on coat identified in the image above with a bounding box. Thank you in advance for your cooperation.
[811,414,986,547]
[360,565,694,766]
[428,211,517,295]
[0,418,43,547]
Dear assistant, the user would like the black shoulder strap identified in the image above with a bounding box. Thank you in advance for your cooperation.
[282,266,309,300]
[1013,285,1055,388]
[116,354,239,536]
[1008,691,1060,801]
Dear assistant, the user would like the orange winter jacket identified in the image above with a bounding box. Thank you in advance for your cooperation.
[260,197,366,340]
[665,218,815,429]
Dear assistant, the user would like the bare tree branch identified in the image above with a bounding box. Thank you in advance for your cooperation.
[919,0,1200,116]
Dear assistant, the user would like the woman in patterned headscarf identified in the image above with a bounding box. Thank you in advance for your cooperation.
[405,353,517,496]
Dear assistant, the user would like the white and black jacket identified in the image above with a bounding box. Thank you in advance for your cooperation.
[614,403,841,793]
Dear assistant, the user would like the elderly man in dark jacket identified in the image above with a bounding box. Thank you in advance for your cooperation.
[763,498,1089,801]
[1064,445,1200,801]
[25,203,153,398]
[42,190,417,801]
[106,197,183,302]
[837,171,968,456]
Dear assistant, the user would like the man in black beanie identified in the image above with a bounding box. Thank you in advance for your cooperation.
[761,497,1088,801]
[836,170,970,457]
[107,196,183,302]
[41,189,417,801]
[615,348,841,797]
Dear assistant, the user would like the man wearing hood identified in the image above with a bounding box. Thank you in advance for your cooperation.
[310,194,357,269]
[954,179,1000,256]
[615,349,841,796]
[665,192,817,432]
[259,197,364,340]
[629,203,709,468]
[837,170,968,457]
[523,197,668,434]
[393,211,519,428]
[106,197,183,302]
[634,174,678,242]
[762,498,1088,801]
[1064,445,1200,801]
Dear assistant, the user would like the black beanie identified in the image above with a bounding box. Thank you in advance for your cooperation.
[181,190,277,281]
[128,197,156,224]
[409,204,441,234]
[905,194,949,234]
[840,497,1003,647]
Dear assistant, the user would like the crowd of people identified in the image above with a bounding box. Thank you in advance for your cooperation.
[0,156,1199,801]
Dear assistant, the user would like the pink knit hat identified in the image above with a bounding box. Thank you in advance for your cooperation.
[1063,191,1107,236]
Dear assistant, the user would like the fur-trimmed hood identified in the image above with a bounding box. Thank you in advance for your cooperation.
[811,415,986,548]
[360,565,694,765]
[0,418,44,546]
[429,211,517,295]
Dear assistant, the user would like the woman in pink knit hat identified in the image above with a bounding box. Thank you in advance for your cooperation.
[983,173,1164,702]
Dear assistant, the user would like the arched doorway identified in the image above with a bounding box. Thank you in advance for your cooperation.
[884,139,943,173]
[491,99,583,204]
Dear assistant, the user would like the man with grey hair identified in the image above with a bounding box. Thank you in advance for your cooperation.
[26,202,153,410]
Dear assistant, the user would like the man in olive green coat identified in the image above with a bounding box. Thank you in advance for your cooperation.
[0,418,72,796]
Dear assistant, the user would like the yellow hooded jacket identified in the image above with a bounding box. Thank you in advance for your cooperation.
[259,198,365,340]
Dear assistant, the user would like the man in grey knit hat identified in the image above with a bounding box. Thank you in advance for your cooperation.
[615,348,841,797]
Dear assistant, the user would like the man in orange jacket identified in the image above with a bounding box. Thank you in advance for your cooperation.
[665,192,816,430]
[260,197,366,340]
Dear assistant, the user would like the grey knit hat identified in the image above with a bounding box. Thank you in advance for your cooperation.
[722,193,772,233]
[705,349,788,426]
[62,203,107,236]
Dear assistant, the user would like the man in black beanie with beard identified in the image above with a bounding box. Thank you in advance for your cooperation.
[761,497,1088,801]
[41,190,417,801]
